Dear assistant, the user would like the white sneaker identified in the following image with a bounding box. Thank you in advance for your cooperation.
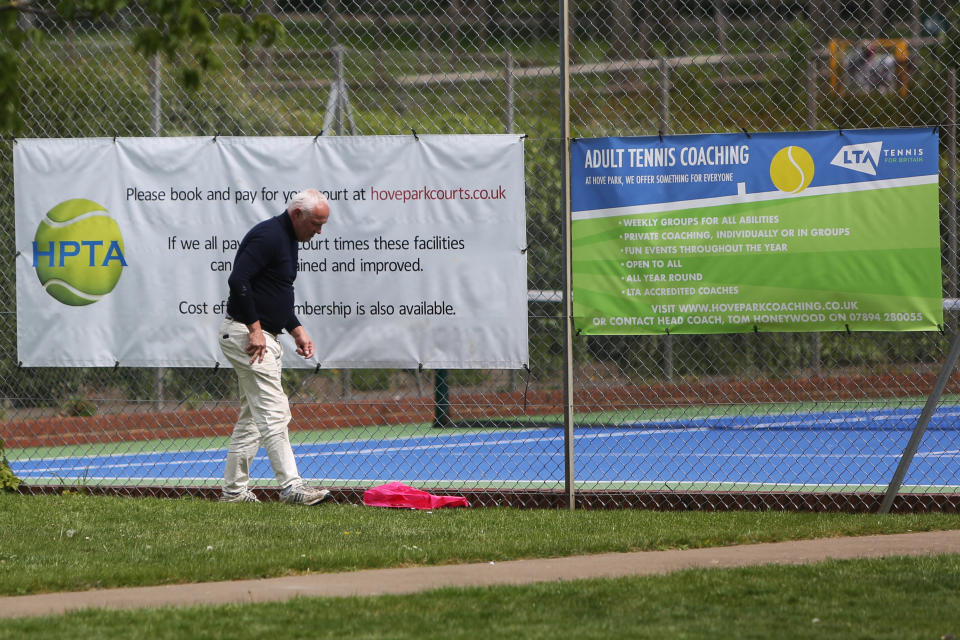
[280,482,330,505]
[219,488,260,503]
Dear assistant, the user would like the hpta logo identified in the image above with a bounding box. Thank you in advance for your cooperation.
[769,146,815,194]
[32,199,127,306]
[830,142,883,176]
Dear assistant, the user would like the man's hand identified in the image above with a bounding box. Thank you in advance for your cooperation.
[290,326,315,359]
[246,323,267,364]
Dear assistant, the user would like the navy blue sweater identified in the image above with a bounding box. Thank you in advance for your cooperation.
[226,213,301,335]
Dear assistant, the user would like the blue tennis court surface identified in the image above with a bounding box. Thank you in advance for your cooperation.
[12,406,960,489]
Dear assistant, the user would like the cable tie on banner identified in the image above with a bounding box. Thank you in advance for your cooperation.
[658,130,664,143]
[112,134,118,143]
[213,362,220,371]
[418,362,424,372]
[938,323,945,335]
[15,250,20,257]
[314,130,323,141]
[17,361,22,368]
[212,134,219,143]
[575,328,582,336]
[411,128,419,141]
[314,362,322,373]
[520,245,529,254]
[519,134,528,139]
[10,137,17,145]
[845,323,852,335]
[838,128,844,136]
[114,360,119,371]
[741,127,751,139]
[753,324,759,333]
[664,326,670,335]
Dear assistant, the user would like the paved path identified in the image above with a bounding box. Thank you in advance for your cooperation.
[3,529,959,619]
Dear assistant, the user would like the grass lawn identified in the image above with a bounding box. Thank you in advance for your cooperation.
[1,554,958,639]
[2,493,960,597]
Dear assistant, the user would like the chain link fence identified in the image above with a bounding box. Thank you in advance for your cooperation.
[3,0,960,510]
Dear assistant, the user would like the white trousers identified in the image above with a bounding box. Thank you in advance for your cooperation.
[219,317,301,490]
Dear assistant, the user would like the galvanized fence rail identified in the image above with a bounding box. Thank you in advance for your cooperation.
[3,0,960,510]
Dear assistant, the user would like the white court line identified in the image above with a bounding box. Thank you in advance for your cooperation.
[626,409,960,430]
[18,475,955,490]
[18,406,957,466]
[574,452,923,459]
[577,480,960,488]
[9,476,227,483]
[25,441,960,476]
[18,457,227,474]
[16,429,678,474]
[17,405,940,465]
[17,409,960,475]
[13,432,417,464]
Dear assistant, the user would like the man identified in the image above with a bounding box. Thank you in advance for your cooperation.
[218,188,331,505]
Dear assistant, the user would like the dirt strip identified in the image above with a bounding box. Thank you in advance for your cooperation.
[2,529,959,620]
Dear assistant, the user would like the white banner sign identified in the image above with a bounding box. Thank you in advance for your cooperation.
[15,135,528,368]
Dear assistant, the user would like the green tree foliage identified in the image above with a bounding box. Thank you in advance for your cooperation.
[0,438,22,491]
[0,0,283,132]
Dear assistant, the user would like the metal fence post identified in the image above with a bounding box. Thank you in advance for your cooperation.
[911,0,921,39]
[322,45,356,136]
[659,55,674,382]
[433,369,450,428]
[150,55,162,137]
[807,52,821,375]
[948,69,958,306]
[150,53,165,411]
[715,0,730,87]
[505,49,516,394]
[806,54,817,130]
[335,45,345,135]
[879,330,960,513]
[560,0,576,511]
[504,52,515,135]
[658,57,670,133]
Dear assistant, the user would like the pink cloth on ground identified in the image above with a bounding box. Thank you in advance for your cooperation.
[362,482,469,509]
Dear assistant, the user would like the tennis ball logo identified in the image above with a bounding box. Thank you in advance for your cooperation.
[769,146,815,194]
[32,199,127,306]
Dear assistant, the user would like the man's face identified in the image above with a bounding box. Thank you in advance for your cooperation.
[293,202,330,242]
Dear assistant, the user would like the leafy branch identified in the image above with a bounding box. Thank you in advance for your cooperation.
[0,0,284,131]
[0,438,21,492]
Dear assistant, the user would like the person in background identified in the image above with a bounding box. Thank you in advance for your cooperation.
[218,188,331,505]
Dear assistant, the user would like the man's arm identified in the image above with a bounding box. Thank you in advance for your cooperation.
[227,230,270,326]
[227,228,271,363]
[290,325,315,359]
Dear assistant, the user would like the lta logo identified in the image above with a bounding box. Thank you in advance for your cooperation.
[830,142,883,176]
[32,199,127,306]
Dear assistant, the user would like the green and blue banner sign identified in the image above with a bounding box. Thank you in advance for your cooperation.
[571,128,942,335]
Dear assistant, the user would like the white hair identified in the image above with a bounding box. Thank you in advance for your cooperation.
[287,189,328,218]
